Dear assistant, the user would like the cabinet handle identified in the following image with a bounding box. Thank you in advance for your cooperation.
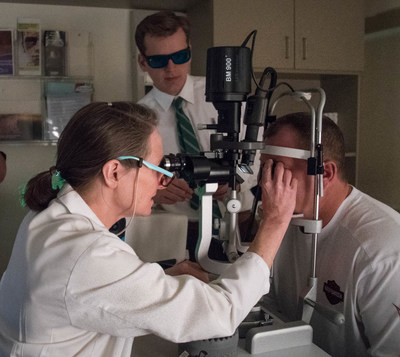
[302,37,307,60]
[285,36,290,59]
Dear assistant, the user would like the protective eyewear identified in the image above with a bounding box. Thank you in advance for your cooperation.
[117,156,174,187]
[145,47,191,69]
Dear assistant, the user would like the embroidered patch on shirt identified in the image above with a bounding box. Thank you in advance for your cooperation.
[323,280,344,305]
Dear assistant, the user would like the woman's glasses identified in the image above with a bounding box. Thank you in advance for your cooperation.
[145,47,191,69]
[117,156,174,187]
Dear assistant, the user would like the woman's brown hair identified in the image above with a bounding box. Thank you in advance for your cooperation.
[24,102,158,211]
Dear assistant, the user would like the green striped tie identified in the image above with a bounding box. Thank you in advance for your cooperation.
[173,97,200,155]
[173,97,221,219]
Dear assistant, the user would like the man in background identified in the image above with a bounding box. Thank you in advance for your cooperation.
[135,11,258,261]
[261,112,400,356]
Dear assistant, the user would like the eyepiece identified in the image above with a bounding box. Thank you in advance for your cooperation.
[160,153,233,186]
[161,153,187,172]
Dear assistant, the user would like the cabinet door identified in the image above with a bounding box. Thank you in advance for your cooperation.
[294,0,364,72]
[212,0,294,71]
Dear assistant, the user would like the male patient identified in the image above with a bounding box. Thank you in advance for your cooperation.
[261,112,400,356]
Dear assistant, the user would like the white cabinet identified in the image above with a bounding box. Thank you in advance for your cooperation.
[294,0,364,72]
[188,0,364,75]
[213,0,294,71]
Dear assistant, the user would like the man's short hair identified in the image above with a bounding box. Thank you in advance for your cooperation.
[135,11,191,55]
[265,112,347,181]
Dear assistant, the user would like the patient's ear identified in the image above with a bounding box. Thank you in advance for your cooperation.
[323,160,337,188]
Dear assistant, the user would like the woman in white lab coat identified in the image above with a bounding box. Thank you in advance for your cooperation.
[0,102,297,357]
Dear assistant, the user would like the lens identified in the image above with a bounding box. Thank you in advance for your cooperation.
[147,55,168,69]
[161,174,174,187]
[146,48,191,69]
[161,154,187,172]
[171,48,191,65]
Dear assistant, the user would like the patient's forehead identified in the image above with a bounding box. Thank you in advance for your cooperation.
[261,125,310,165]
[264,125,302,148]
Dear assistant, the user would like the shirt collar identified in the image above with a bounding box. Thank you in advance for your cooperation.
[320,185,358,235]
[152,86,174,111]
[56,184,107,231]
[152,74,195,111]
[178,74,195,105]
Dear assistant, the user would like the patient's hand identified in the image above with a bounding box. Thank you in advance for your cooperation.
[165,260,210,283]
[213,183,229,201]
[154,177,193,205]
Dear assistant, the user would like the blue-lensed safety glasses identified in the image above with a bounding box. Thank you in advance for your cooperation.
[145,47,191,69]
[117,156,174,187]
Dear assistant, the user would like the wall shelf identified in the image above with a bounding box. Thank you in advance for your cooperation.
[0,76,93,142]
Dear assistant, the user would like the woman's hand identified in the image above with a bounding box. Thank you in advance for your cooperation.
[165,260,210,283]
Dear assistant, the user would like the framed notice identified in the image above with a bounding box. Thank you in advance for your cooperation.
[17,18,41,75]
[0,30,14,75]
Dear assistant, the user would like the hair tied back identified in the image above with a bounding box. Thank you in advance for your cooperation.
[50,167,66,190]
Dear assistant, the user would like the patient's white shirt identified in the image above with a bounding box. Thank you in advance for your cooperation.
[270,187,400,356]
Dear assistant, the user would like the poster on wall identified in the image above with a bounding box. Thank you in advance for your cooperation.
[44,30,66,76]
[0,30,14,75]
[44,81,93,140]
[17,18,41,75]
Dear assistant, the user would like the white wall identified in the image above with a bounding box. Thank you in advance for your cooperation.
[0,3,135,275]
[365,0,400,17]
[359,0,400,211]
[0,143,57,274]
[359,27,400,211]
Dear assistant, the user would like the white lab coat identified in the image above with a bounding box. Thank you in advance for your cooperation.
[0,185,270,357]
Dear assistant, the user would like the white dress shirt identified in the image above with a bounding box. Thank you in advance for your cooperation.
[0,185,270,357]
